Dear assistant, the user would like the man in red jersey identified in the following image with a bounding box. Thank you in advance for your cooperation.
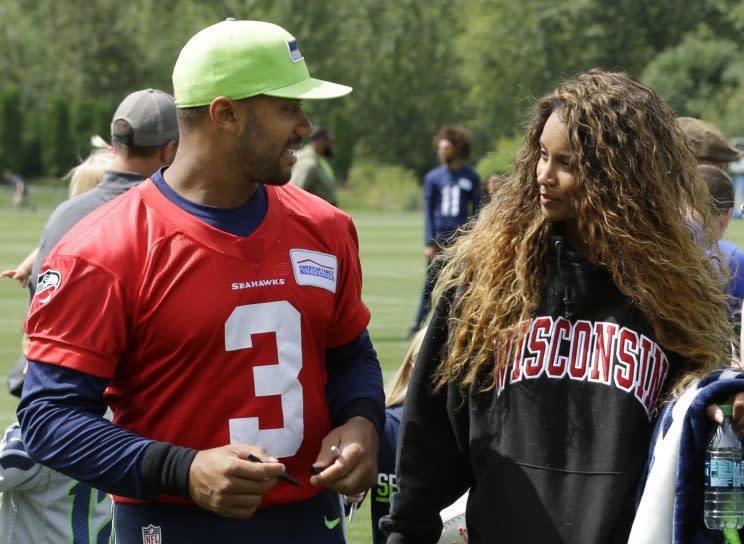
[19,19,384,543]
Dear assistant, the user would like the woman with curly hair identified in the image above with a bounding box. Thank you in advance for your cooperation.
[382,69,743,543]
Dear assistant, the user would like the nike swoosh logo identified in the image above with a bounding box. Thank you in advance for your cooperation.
[324,515,341,529]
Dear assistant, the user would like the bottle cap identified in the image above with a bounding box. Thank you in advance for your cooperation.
[720,404,733,416]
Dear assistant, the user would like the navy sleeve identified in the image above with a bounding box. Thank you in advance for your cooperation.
[16,361,194,499]
[371,406,402,544]
[325,329,385,437]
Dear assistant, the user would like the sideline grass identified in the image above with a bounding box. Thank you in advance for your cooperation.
[0,185,423,544]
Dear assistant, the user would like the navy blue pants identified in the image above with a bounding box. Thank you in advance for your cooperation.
[112,489,345,543]
[412,255,443,331]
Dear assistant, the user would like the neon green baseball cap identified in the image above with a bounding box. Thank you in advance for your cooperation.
[172,19,352,107]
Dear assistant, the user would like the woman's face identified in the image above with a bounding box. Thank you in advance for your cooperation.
[536,111,575,223]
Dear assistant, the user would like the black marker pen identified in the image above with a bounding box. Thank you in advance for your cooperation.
[246,453,300,486]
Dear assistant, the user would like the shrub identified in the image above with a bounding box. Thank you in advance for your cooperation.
[339,159,421,211]
[475,132,522,180]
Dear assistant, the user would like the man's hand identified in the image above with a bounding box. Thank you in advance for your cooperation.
[706,391,744,440]
[188,444,284,519]
[310,416,379,495]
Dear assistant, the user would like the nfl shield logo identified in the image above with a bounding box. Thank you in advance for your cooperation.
[142,524,162,544]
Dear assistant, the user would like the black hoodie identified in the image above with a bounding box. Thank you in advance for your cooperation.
[382,232,682,543]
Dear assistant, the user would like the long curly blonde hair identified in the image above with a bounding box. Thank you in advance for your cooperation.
[433,69,731,392]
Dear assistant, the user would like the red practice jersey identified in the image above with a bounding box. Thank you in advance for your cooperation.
[25,180,371,506]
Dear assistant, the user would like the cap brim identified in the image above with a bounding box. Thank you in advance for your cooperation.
[264,78,352,100]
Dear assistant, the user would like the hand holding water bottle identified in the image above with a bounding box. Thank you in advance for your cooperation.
[707,393,744,439]
[704,404,744,532]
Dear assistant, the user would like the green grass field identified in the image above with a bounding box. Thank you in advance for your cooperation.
[4,184,744,543]
[0,184,423,543]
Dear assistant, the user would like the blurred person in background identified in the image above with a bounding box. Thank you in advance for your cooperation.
[406,125,481,338]
[678,117,744,364]
[3,169,32,212]
[484,170,508,203]
[28,88,178,295]
[0,374,113,543]
[2,89,177,398]
[677,117,743,170]
[697,164,744,362]
[290,125,338,206]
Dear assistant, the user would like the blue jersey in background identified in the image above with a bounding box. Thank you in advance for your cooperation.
[423,166,481,245]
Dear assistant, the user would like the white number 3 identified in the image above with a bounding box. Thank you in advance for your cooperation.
[225,301,304,458]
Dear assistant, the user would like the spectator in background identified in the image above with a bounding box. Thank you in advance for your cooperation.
[406,125,481,338]
[290,125,338,205]
[3,170,32,211]
[67,135,114,198]
[677,117,743,170]
[347,327,470,544]
[2,89,176,399]
[28,88,178,295]
[698,164,744,360]
[0,378,112,543]
[678,117,744,362]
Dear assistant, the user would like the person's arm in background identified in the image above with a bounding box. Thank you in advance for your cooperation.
[0,247,39,288]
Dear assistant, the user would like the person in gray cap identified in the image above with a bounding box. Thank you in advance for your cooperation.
[0,89,176,544]
[3,88,177,397]
[28,88,178,294]
[677,116,744,169]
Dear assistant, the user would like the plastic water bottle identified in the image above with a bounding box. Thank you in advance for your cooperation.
[704,404,744,530]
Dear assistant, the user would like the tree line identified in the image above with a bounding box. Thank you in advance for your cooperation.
[1,0,743,180]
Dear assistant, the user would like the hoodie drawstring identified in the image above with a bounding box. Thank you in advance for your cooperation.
[554,238,573,319]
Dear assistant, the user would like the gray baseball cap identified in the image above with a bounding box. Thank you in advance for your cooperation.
[111,89,178,147]
[677,117,743,163]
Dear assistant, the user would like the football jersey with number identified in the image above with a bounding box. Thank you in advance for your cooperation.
[25,179,370,507]
[423,165,481,245]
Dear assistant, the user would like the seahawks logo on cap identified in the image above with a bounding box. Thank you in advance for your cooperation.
[287,39,304,63]
[35,269,62,304]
